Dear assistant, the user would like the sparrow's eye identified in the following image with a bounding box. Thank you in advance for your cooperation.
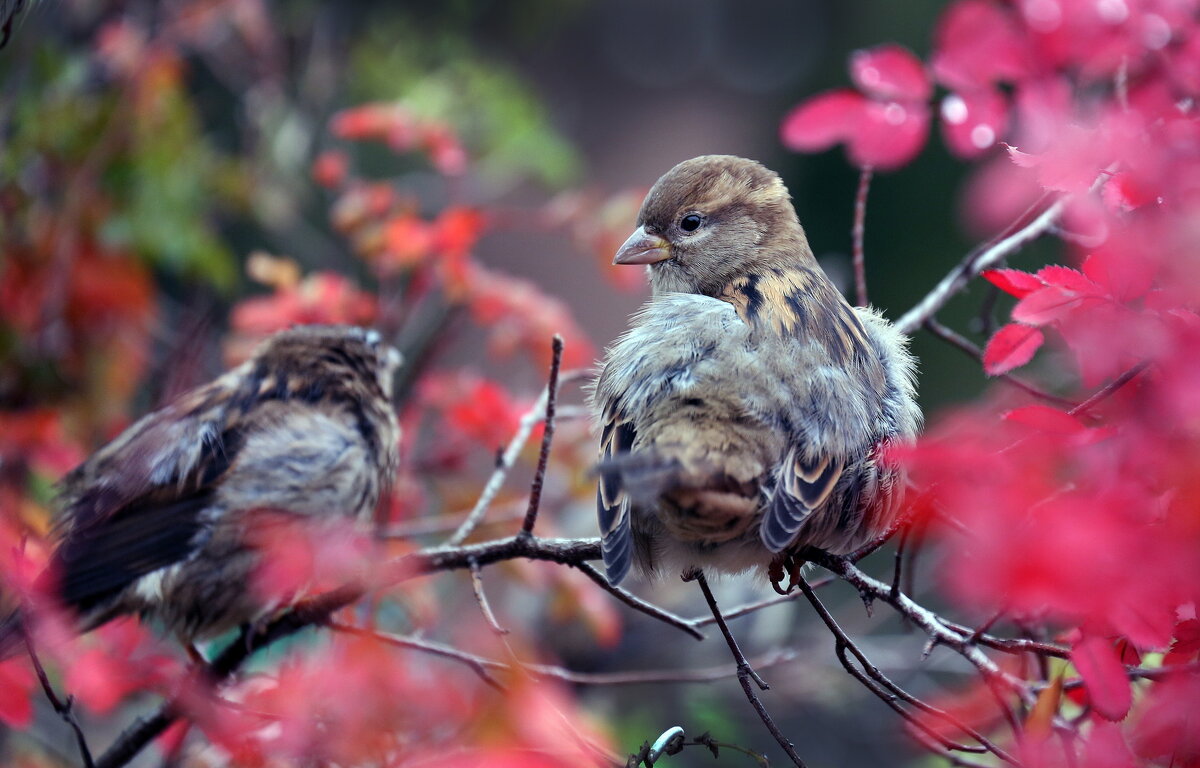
[679,213,704,232]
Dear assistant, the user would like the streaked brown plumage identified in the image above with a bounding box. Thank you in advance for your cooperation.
[591,155,920,586]
[1,325,400,655]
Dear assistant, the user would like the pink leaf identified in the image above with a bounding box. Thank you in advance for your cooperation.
[850,44,932,101]
[982,268,1043,298]
[940,88,1008,158]
[0,659,34,728]
[931,0,1030,90]
[1012,285,1083,325]
[780,89,866,152]
[848,100,931,170]
[983,324,1044,375]
[1004,405,1085,435]
[1071,635,1132,721]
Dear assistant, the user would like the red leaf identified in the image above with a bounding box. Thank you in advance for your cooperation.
[1004,405,1085,435]
[0,659,34,728]
[781,89,866,152]
[983,324,1044,375]
[1071,635,1132,721]
[66,647,133,715]
[940,88,1008,158]
[982,268,1043,298]
[1012,285,1083,325]
[1165,619,1200,666]
[1036,265,1100,295]
[850,44,932,101]
[312,150,348,189]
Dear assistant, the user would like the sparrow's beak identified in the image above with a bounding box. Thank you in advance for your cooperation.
[613,226,672,265]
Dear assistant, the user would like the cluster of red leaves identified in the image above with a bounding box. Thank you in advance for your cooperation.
[783,0,1200,171]
[176,634,608,767]
[318,111,595,369]
[789,2,1200,764]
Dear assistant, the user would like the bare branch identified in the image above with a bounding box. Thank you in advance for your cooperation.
[574,561,704,640]
[689,572,836,628]
[446,368,587,546]
[469,558,510,636]
[853,166,873,307]
[1068,361,1149,416]
[797,576,1018,765]
[521,335,565,537]
[804,551,1033,703]
[687,569,809,768]
[924,318,1078,407]
[896,195,1065,335]
[23,628,95,768]
[333,622,797,687]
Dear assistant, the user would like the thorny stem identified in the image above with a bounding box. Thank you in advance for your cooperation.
[686,569,810,768]
[521,335,564,537]
[853,166,873,307]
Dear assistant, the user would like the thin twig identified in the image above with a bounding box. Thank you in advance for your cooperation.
[796,576,1018,765]
[805,551,1033,702]
[896,196,1065,335]
[446,369,585,545]
[689,573,837,628]
[574,562,704,640]
[383,508,525,539]
[687,569,809,768]
[469,558,509,636]
[853,166,873,307]
[331,622,796,687]
[521,335,564,537]
[890,524,910,601]
[924,318,1077,407]
[1068,361,1149,416]
[23,629,96,768]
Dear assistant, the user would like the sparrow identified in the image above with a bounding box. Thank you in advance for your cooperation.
[0,325,401,656]
[590,155,921,588]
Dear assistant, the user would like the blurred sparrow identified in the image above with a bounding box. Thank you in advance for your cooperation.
[591,155,920,588]
[1,325,401,655]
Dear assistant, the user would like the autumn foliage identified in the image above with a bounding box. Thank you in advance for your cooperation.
[782,0,1200,763]
[2,1,1200,767]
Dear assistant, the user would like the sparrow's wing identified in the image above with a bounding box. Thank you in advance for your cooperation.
[49,375,244,614]
[596,414,636,585]
[761,447,845,552]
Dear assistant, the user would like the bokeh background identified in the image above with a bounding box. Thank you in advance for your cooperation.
[0,1,1058,765]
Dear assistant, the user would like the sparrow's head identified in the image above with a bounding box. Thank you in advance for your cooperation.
[615,155,813,295]
[254,325,403,402]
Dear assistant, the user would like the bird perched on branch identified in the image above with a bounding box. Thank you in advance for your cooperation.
[591,155,920,590]
[0,325,401,657]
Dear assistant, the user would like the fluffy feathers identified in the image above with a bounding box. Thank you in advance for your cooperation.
[591,156,920,585]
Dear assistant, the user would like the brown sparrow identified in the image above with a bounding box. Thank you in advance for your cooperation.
[1,325,401,655]
[590,155,920,587]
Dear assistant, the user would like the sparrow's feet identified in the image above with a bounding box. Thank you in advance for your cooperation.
[768,552,806,595]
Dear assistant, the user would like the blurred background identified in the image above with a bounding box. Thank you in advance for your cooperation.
[0,1,1037,765]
